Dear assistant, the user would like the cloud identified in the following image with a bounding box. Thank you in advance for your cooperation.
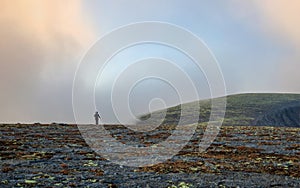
[227,0,300,48]
[229,0,300,93]
[0,0,94,122]
[251,0,300,48]
[252,1,300,92]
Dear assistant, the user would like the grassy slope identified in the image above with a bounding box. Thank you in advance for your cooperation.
[140,93,300,127]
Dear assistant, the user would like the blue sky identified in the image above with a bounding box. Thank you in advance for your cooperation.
[0,0,299,123]
[83,0,299,93]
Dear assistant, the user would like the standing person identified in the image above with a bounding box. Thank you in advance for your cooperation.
[94,111,101,125]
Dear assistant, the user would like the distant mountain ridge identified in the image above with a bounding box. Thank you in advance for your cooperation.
[139,93,300,127]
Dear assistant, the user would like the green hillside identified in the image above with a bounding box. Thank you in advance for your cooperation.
[140,93,300,127]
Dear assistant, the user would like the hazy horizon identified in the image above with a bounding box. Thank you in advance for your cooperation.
[1,92,299,124]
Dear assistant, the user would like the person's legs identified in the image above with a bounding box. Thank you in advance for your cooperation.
[95,118,98,125]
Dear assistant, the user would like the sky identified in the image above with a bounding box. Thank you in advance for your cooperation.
[0,0,299,123]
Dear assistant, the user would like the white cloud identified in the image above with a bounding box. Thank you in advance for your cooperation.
[252,0,300,48]
[252,0,300,92]
[229,0,300,93]
[0,0,95,122]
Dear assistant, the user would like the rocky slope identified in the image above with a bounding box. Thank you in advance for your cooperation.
[140,93,300,127]
[1,123,299,187]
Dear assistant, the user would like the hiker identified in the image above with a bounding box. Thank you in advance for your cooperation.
[94,111,101,125]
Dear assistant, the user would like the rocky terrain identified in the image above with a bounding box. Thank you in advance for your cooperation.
[1,123,299,187]
[254,102,300,126]
[1,93,300,187]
